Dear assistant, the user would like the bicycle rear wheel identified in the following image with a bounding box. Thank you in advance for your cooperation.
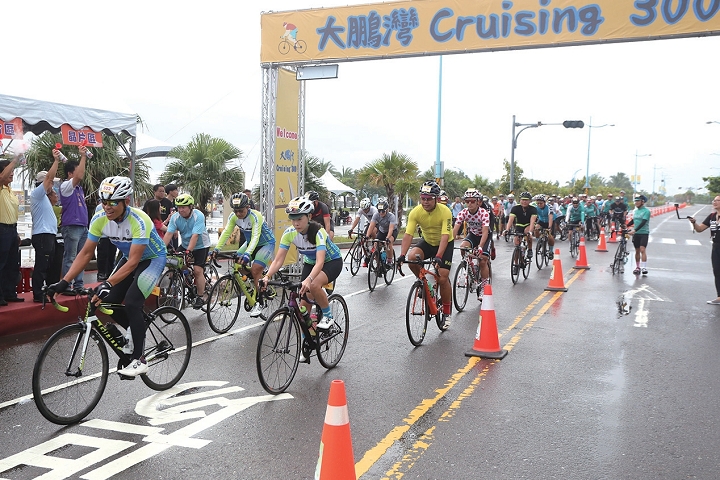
[349,243,362,276]
[367,250,380,292]
[510,247,521,285]
[141,307,192,391]
[206,275,241,334]
[612,243,624,275]
[256,308,301,394]
[383,247,396,285]
[317,294,349,369]
[570,232,579,259]
[453,260,469,312]
[522,248,531,279]
[156,269,184,310]
[406,282,428,346]
[32,324,109,425]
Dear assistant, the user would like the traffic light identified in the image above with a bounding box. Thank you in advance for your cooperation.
[563,120,585,128]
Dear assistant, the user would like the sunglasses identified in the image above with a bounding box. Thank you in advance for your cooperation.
[465,199,478,203]
[420,195,435,201]
[101,199,122,207]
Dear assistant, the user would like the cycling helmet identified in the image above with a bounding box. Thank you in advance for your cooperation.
[230,192,249,209]
[483,196,489,202]
[590,195,596,200]
[571,197,579,204]
[597,193,603,197]
[634,194,647,202]
[175,193,195,206]
[419,180,441,197]
[98,176,133,200]
[507,193,515,199]
[438,190,449,203]
[286,196,314,217]
[305,190,320,201]
[536,194,546,202]
[462,189,479,199]
[359,197,371,209]
[377,200,389,211]
[520,191,532,200]
[491,196,497,200]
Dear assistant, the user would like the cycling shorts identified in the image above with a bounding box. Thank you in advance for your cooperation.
[238,242,275,268]
[463,232,491,257]
[377,227,398,242]
[190,247,209,267]
[301,257,342,284]
[632,234,649,249]
[412,239,454,270]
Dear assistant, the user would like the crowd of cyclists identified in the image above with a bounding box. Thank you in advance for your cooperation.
[42,172,653,378]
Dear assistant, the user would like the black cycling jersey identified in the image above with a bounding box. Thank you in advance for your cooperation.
[509,204,537,226]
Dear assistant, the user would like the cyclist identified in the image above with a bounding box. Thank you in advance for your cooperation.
[213,192,276,316]
[505,191,537,258]
[565,197,586,236]
[367,199,397,265]
[305,191,334,240]
[397,181,454,330]
[348,197,378,237]
[261,196,343,331]
[608,195,628,233]
[163,193,211,309]
[453,188,491,299]
[533,194,555,258]
[627,194,651,275]
[46,176,166,377]
[584,197,600,238]
[438,190,449,206]
[503,193,516,231]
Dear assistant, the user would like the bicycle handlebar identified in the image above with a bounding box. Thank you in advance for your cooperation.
[41,286,115,316]
[397,255,436,277]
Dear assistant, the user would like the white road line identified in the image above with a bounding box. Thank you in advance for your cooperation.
[659,238,676,244]
[686,239,702,246]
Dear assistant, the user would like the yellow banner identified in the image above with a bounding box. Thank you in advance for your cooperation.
[274,68,300,263]
[261,0,720,64]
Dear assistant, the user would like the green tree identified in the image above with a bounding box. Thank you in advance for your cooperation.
[499,159,525,193]
[357,151,420,225]
[159,133,244,216]
[19,132,152,214]
[608,172,633,191]
[703,175,720,195]
[301,151,331,202]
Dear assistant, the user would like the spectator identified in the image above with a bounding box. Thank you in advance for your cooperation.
[0,156,23,305]
[244,188,257,210]
[164,184,179,250]
[30,156,61,303]
[59,146,90,295]
[143,199,167,237]
[144,183,174,223]
[689,195,720,305]
[47,189,64,285]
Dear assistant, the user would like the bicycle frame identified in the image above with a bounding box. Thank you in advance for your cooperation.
[398,257,441,315]
[216,252,264,307]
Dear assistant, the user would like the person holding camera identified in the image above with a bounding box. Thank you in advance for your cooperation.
[689,195,720,305]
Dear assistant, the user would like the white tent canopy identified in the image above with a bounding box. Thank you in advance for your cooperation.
[320,171,355,195]
[0,94,137,137]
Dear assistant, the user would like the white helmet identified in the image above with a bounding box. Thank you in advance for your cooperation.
[98,176,133,200]
[360,198,371,209]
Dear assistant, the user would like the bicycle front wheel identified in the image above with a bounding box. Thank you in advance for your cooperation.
[349,244,362,276]
[612,243,625,275]
[570,233,579,259]
[317,294,349,369]
[32,324,109,425]
[536,239,546,270]
[383,247,396,285]
[157,269,184,310]
[256,308,301,394]
[453,260,469,312]
[367,251,380,292]
[261,283,287,320]
[207,275,241,334]
[510,247,521,285]
[141,307,192,391]
[406,282,428,346]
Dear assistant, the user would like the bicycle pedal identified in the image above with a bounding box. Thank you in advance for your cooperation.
[118,373,137,381]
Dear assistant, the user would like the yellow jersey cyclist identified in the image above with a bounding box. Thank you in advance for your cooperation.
[505,191,538,258]
[213,192,276,317]
[261,196,343,331]
[163,193,211,309]
[453,188,491,299]
[397,180,454,330]
[46,176,167,377]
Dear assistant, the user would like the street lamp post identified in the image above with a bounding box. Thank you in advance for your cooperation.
[634,150,652,195]
[510,115,541,192]
[584,116,614,193]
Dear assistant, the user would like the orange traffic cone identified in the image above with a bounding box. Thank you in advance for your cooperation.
[573,236,590,270]
[544,248,568,292]
[596,227,609,252]
[608,226,618,243]
[316,380,356,480]
[465,284,508,359]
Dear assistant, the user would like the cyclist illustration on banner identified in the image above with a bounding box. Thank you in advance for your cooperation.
[279,21,307,54]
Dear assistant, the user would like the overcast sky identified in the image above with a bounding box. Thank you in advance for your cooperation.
[3,0,719,195]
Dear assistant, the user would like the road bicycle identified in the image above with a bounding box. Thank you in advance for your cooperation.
[278,37,307,54]
[534,227,552,270]
[568,223,584,259]
[344,229,371,276]
[32,287,191,425]
[611,227,631,275]
[585,217,600,241]
[453,246,492,312]
[205,252,288,333]
[256,277,349,394]
[367,238,397,291]
[156,249,219,312]
[510,232,531,285]
[399,255,445,346]
[558,219,569,241]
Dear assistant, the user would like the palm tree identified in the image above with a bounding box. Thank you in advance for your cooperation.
[20,132,152,213]
[357,151,419,225]
[301,151,330,201]
[158,133,244,216]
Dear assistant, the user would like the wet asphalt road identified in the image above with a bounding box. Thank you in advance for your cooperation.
[1,206,719,479]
